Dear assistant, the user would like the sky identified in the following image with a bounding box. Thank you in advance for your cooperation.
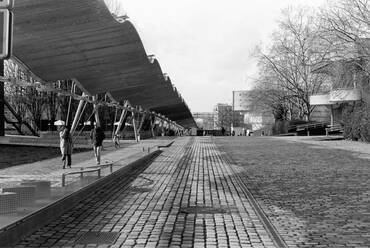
[112,0,327,112]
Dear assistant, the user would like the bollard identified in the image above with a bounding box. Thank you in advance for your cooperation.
[147,147,150,154]
[109,163,113,173]
[98,168,101,178]
[80,167,84,178]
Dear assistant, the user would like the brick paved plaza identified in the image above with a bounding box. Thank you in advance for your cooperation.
[4,136,370,247]
[215,136,370,248]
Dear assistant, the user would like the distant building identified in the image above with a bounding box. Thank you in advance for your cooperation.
[244,111,274,131]
[232,90,274,132]
[233,90,253,112]
[193,112,214,130]
[233,111,245,128]
[214,103,232,132]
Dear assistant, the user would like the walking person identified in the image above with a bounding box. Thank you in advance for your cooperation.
[113,134,120,148]
[90,126,105,165]
[59,125,72,169]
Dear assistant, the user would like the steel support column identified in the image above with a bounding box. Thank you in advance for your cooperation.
[0,60,4,136]
[161,120,165,136]
[65,82,75,125]
[132,112,138,142]
[150,116,155,138]
[137,113,146,133]
[136,112,147,141]
[93,95,100,127]
[114,101,128,137]
[70,99,87,136]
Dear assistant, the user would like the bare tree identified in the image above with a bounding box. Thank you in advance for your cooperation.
[320,0,370,78]
[4,60,58,131]
[253,7,331,121]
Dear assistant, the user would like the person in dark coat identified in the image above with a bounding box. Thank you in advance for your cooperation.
[90,126,105,165]
[221,127,226,136]
[60,125,72,169]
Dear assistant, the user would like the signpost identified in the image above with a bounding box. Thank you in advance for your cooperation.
[0,0,12,136]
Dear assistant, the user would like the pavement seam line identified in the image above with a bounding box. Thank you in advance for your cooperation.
[213,138,289,248]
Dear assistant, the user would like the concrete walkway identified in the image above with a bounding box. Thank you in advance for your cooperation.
[11,137,279,248]
[0,139,171,188]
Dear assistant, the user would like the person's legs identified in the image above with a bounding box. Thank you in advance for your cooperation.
[96,146,101,164]
[93,146,98,160]
[67,154,71,167]
[62,154,66,168]
[114,136,120,148]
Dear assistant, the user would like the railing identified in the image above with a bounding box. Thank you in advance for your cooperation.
[296,122,328,131]
[61,144,160,187]
[61,162,114,187]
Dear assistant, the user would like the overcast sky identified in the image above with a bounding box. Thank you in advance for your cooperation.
[117,0,326,112]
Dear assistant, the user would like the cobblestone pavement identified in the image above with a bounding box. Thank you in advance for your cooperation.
[12,137,277,248]
[215,136,370,248]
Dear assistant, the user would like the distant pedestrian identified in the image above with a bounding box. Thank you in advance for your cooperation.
[59,125,72,169]
[221,127,225,136]
[113,134,120,148]
[90,126,105,165]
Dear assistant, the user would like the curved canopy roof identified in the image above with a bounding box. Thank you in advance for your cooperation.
[12,0,196,128]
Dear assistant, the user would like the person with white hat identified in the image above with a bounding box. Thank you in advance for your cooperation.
[59,124,73,169]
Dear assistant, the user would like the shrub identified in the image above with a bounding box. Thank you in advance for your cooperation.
[272,119,315,135]
[342,101,370,142]
[272,120,292,135]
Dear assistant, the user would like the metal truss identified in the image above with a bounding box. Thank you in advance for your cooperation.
[1,75,184,140]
